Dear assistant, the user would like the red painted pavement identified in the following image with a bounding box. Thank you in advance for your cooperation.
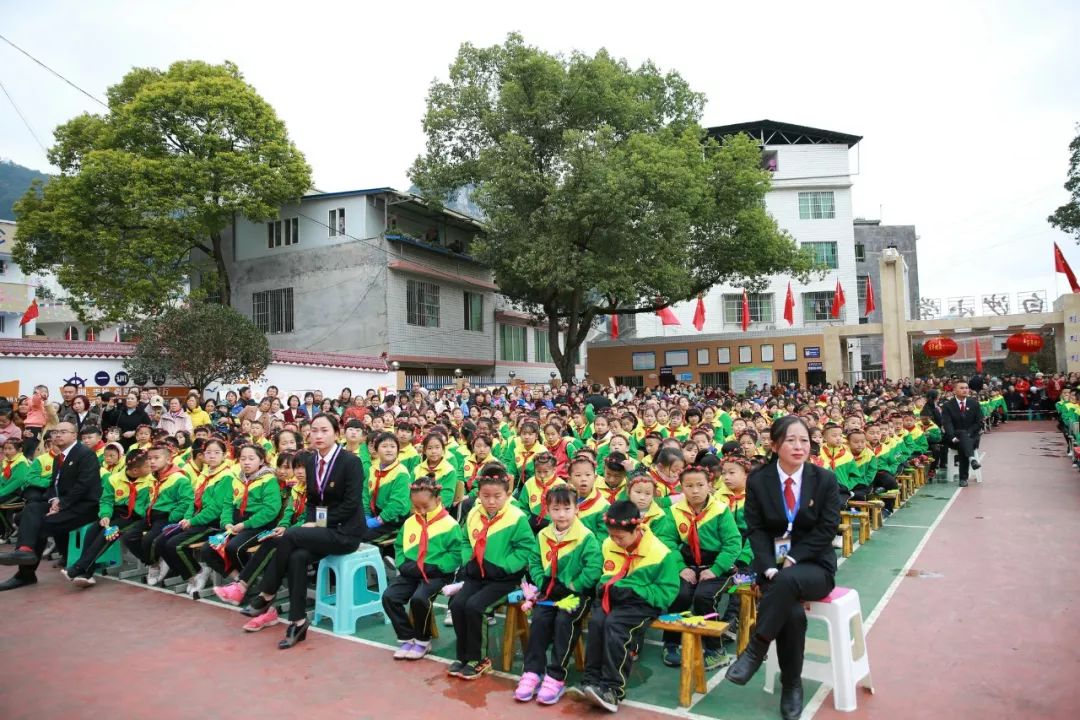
[816,422,1080,720]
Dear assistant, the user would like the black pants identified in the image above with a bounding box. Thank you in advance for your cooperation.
[235,535,279,587]
[199,527,264,577]
[662,572,730,651]
[121,511,171,565]
[582,597,657,699]
[948,432,981,480]
[69,513,140,578]
[21,427,42,458]
[522,597,591,681]
[753,563,834,687]
[256,526,360,622]
[158,525,215,580]
[11,499,97,579]
[449,578,517,663]
[382,573,449,643]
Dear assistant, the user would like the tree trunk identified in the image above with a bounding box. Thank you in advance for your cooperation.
[211,231,231,305]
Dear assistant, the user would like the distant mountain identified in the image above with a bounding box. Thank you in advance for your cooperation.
[0,159,50,220]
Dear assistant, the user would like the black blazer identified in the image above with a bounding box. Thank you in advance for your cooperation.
[49,442,102,515]
[304,448,366,538]
[744,461,842,577]
[941,397,983,439]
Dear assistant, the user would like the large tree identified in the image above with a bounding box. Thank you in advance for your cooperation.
[411,35,813,381]
[13,60,311,323]
[124,302,272,393]
[1049,125,1080,242]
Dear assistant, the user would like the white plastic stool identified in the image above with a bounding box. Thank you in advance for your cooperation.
[763,586,873,712]
[946,447,983,483]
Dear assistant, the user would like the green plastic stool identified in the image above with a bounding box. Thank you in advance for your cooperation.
[67,523,123,571]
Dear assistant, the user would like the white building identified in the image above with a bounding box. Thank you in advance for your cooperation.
[628,120,865,373]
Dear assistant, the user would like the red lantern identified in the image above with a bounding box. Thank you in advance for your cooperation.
[1005,332,1044,364]
[923,337,958,368]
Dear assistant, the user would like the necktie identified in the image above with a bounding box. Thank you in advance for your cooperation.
[542,536,573,599]
[784,477,797,514]
[471,511,505,578]
[601,537,642,613]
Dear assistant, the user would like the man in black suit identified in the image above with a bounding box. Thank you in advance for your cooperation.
[941,381,983,487]
[726,439,843,720]
[0,421,102,590]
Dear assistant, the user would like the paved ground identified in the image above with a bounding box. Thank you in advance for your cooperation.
[2,421,1077,719]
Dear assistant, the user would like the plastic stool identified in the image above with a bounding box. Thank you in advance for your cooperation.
[67,523,123,571]
[946,447,983,484]
[312,544,389,633]
[763,586,873,712]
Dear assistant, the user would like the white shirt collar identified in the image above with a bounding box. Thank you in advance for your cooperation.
[778,463,804,494]
[318,445,340,464]
[58,440,78,457]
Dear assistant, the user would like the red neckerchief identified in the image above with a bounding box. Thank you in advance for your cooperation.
[601,536,643,613]
[92,441,106,452]
[871,443,883,456]
[194,464,228,511]
[2,459,13,480]
[726,492,745,512]
[678,500,711,566]
[519,444,540,483]
[465,457,487,493]
[291,486,307,524]
[542,535,574,600]
[822,445,844,470]
[146,465,180,516]
[650,467,678,493]
[414,507,449,582]
[533,474,559,519]
[124,474,141,519]
[578,488,603,513]
[471,510,505,578]
[371,461,400,514]
[600,482,623,505]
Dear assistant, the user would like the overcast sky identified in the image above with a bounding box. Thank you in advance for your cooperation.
[2,0,1078,307]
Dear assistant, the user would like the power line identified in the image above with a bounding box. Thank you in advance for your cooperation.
[0,32,108,109]
[0,77,48,154]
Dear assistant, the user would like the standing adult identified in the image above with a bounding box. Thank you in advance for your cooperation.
[726,416,842,720]
[115,393,152,449]
[57,383,79,425]
[159,397,194,437]
[0,421,102,590]
[941,381,983,487]
[239,413,366,649]
[585,384,612,413]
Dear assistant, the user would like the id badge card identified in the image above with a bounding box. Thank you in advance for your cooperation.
[315,506,328,528]
[773,535,791,565]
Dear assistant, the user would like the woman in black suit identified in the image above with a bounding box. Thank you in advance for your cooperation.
[241,412,367,649]
[726,415,842,720]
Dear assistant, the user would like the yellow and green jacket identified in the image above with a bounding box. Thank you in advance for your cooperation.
[100,469,154,520]
[848,448,878,489]
[187,463,235,527]
[462,501,535,582]
[527,517,603,599]
[27,453,56,490]
[724,492,753,565]
[515,473,567,522]
[819,445,857,490]
[597,527,681,612]
[279,484,308,528]
[0,454,32,498]
[397,444,421,474]
[643,501,679,549]
[222,468,282,529]
[100,459,126,480]
[395,505,467,580]
[413,457,461,509]
[576,486,610,536]
[145,466,194,522]
[669,494,742,575]
[365,460,412,525]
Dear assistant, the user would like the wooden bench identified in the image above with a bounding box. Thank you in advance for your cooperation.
[849,499,885,530]
[841,509,870,545]
[651,617,729,707]
[838,522,853,558]
[735,584,760,655]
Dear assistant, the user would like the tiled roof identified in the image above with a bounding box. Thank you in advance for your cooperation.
[0,339,388,372]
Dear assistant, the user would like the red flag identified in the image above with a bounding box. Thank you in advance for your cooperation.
[692,296,706,331]
[741,289,750,332]
[87,327,95,342]
[65,326,73,341]
[610,315,619,340]
[974,337,984,373]
[656,306,680,326]
[783,283,795,326]
[830,279,846,319]
[864,275,876,316]
[1054,242,1080,293]
[18,299,39,326]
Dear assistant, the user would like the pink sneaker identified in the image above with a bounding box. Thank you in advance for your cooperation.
[242,606,279,632]
[514,672,541,702]
[536,675,566,705]
[213,582,246,605]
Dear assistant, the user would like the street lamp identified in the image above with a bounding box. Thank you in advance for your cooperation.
[550,372,557,379]
[390,361,400,371]
[454,368,463,378]
[508,371,517,381]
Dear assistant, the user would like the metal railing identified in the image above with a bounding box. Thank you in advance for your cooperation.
[404,374,498,391]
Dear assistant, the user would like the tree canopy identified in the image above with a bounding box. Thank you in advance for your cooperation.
[12,60,311,324]
[124,302,272,393]
[410,34,813,381]
[1049,125,1080,242]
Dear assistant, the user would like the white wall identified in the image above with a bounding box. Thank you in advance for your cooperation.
[233,193,372,262]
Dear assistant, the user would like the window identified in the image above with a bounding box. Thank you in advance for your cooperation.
[284,218,299,246]
[406,279,440,327]
[723,293,774,324]
[700,372,730,390]
[616,314,636,337]
[534,329,551,363]
[761,344,774,362]
[761,150,778,172]
[738,345,752,363]
[804,241,839,269]
[499,324,527,361]
[783,343,797,361]
[855,243,866,262]
[696,348,710,365]
[717,347,731,364]
[857,275,869,311]
[632,352,655,371]
[328,207,345,237]
[776,369,799,386]
[798,191,835,219]
[252,288,294,334]
[664,350,689,367]
[0,315,5,333]
[614,375,644,389]
[267,219,298,248]
[463,292,483,331]
[803,291,843,323]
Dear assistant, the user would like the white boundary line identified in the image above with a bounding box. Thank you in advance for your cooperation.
[802,486,963,719]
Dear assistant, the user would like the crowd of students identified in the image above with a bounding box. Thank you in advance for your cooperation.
[0,374,998,717]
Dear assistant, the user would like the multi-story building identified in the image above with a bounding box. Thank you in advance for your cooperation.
[854,219,920,369]
[226,189,586,385]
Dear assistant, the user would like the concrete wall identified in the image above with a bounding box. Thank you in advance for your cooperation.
[854,221,920,367]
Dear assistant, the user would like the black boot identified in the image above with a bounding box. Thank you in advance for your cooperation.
[278,621,308,650]
[780,682,803,720]
[725,636,768,686]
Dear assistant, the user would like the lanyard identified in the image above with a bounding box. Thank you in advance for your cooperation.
[783,486,799,536]
[315,445,340,501]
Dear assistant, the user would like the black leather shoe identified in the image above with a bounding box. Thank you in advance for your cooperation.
[725,637,767,686]
[0,550,38,566]
[970,459,981,470]
[959,478,968,487]
[278,621,308,649]
[0,574,37,591]
[242,594,270,616]
[780,683,803,720]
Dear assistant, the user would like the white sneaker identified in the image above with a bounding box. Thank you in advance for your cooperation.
[404,641,431,660]
[146,564,162,586]
[444,610,454,626]
[394,641,415,660]
[73,576,96,588]
[185,580,196,596]
[191,565,213,595]
[832,536,844,549]
[156,558,170,583]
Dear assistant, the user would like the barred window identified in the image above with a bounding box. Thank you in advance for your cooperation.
[406,279,440,327]
[253,288,294,334]
[722,293,774,324]
[803,241,839,269]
